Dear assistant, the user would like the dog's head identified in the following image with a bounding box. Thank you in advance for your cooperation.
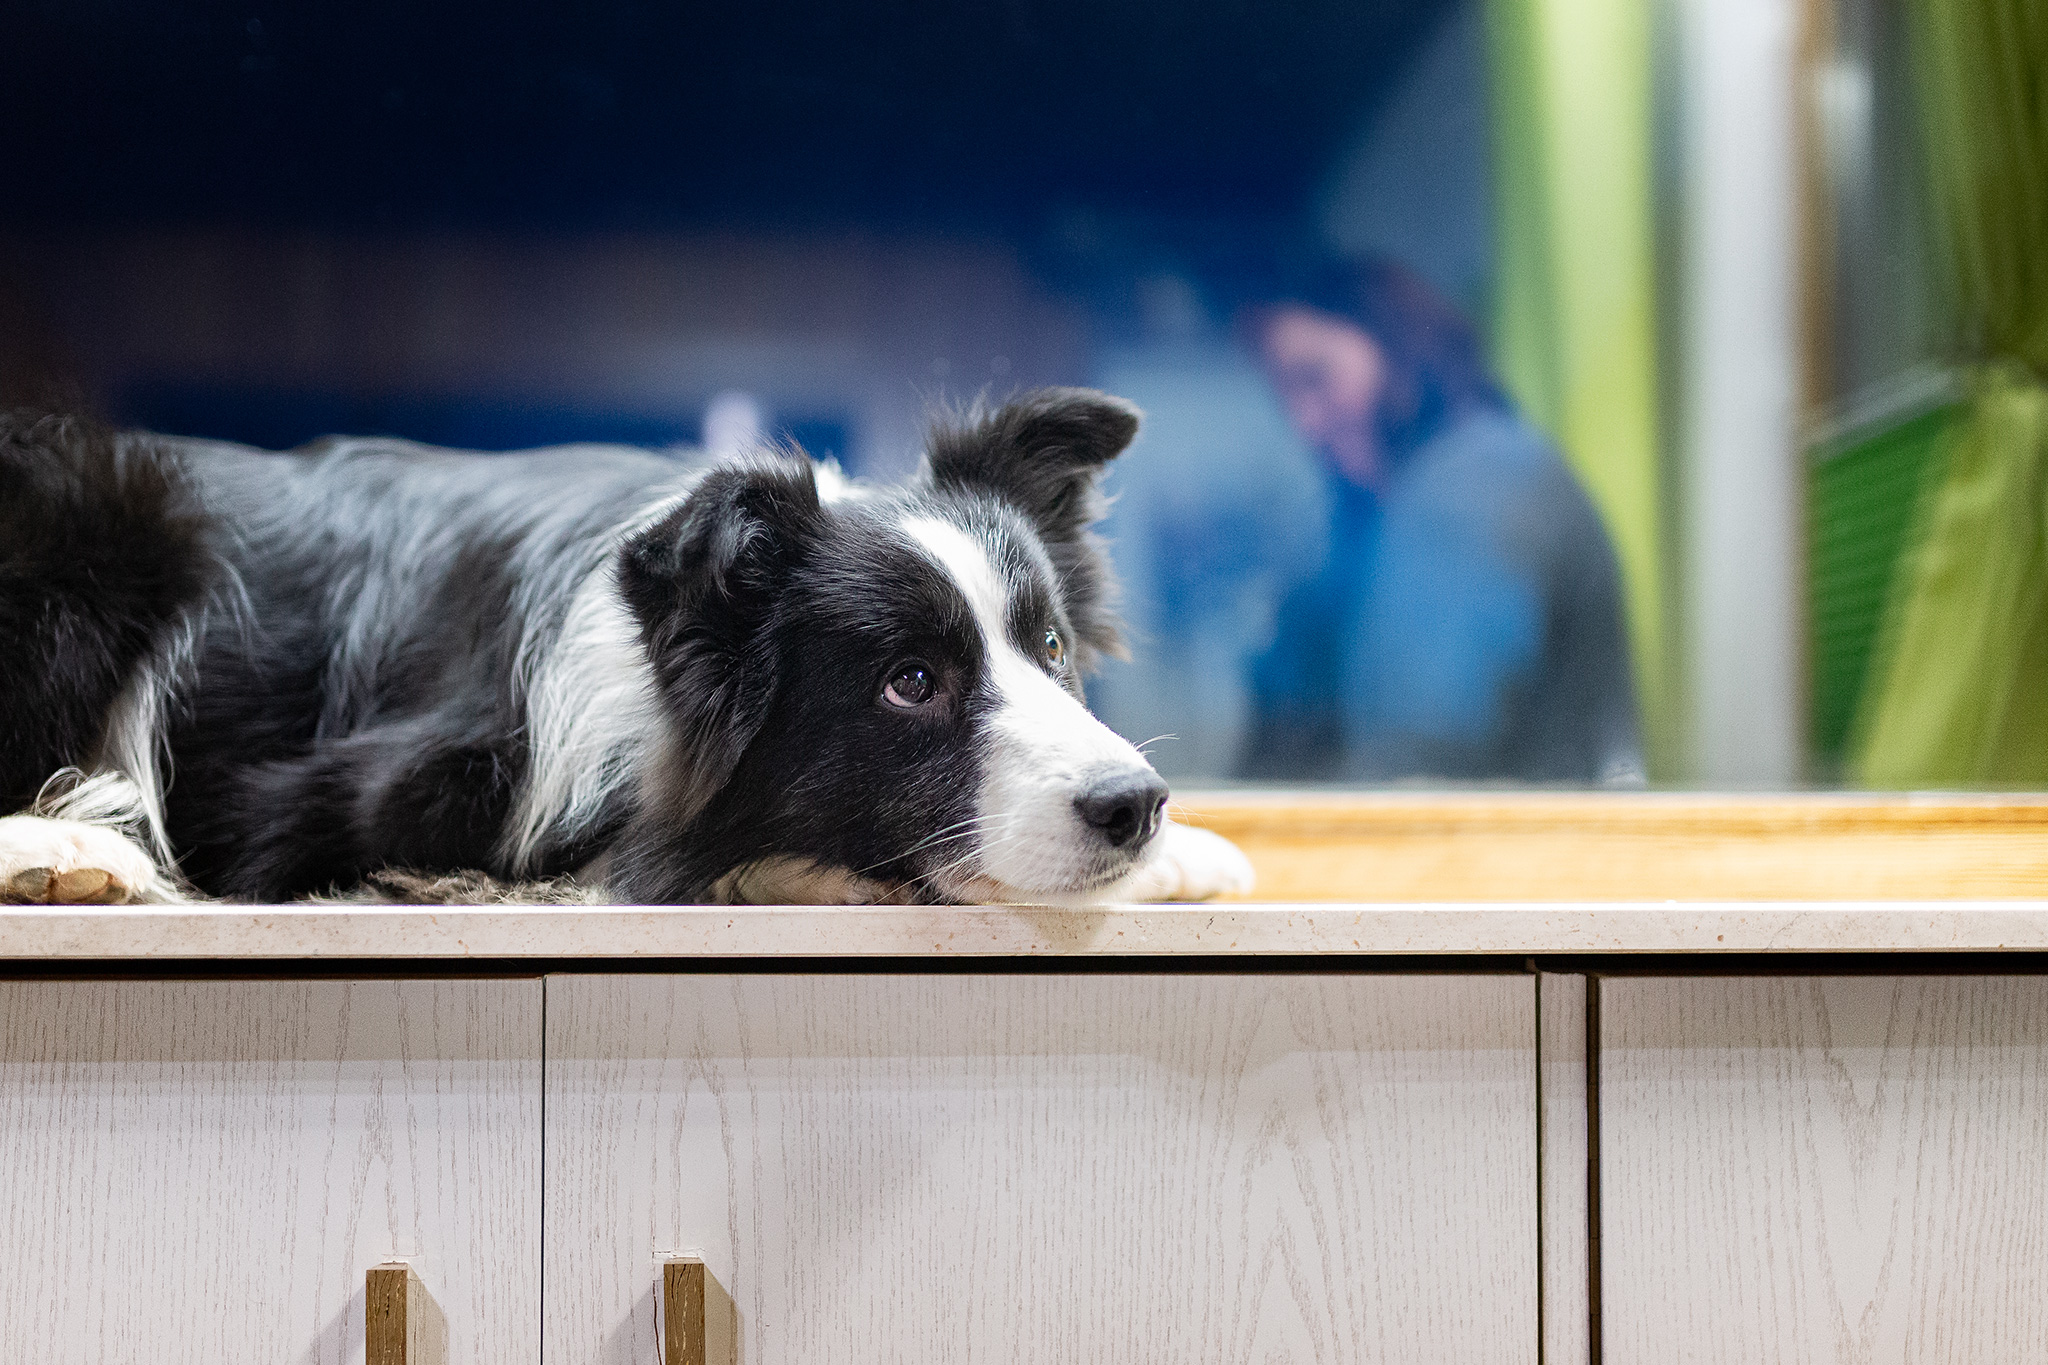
[610,387,1167,904]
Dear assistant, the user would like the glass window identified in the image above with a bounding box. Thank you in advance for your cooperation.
[5,0,2035,789]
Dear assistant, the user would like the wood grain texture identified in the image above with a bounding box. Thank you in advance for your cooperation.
[0,981,541,1365]
[662,1259,735,1365]
[1600,977,2048,1361]
[1175,790,2048,900]
[663,1261,705,1365]
[543,973,1538,1364]
[367,1265,412,1365]
[367,1263,446,1365]
[1537,974,1590,1365]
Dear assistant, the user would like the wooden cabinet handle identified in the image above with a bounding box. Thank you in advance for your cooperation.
[663,1258,733,1365]
[367,1262,446,1365]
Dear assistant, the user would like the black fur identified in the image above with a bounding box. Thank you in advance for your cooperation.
[616,456,831,820]
[922,387,1139,669]
[0,389,1146,903]
[0,412,209,810]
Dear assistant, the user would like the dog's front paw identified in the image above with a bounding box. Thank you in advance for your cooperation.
[1118,821,1256,903]
[0,815,160,905]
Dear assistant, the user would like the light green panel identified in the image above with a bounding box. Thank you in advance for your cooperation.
[1486,0,1670,776]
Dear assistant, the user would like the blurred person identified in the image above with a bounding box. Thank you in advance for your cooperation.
[1237,258,1640,783]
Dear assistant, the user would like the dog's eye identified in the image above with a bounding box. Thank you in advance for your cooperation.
[883,662,936,709]
[1043,628,1065,666]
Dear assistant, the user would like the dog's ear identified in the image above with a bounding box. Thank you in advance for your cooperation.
[922,387,1140,531]
[617,455,825,813]
[920,387,1140,666]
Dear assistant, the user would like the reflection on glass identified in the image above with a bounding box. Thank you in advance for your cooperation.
[7,0,2024,790]
[1095,263,1639,785]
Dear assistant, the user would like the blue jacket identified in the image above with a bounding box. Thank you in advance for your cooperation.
[1241,408,1641,782]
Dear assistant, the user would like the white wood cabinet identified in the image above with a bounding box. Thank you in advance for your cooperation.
[0,980,543,1365]
[541,973,1541,1364]
[9,963,2048,1362]
[1599,976,2048,1363]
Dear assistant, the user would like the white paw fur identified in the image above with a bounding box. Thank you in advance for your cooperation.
[0,815,165,905]
[1114,822,1256,903]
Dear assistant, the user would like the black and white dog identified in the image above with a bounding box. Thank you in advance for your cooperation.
[0,391,1252,906]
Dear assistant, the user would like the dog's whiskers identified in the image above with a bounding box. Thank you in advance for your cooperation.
[916,829,1033,895]
[853,813,1001,878]
[873,826,1032,902]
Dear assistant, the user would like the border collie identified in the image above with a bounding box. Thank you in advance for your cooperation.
[0,391,1253,906]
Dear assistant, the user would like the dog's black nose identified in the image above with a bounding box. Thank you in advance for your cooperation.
[1075,772,1169,849]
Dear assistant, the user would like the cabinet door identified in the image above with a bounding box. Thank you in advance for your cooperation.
[0,980,543,1365]
[544,973,1538,1363]
[1600,976,2048,1361]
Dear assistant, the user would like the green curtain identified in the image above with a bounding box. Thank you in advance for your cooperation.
[1809,401,1959,767]
[1853,0,2048,785]
[1485,0,1671,777]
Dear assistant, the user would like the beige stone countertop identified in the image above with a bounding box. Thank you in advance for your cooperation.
[5,901,2048,960]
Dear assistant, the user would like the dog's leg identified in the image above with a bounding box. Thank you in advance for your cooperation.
[708,855,916,905]
[0,772,181,905]
[1114,821,1257,903]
